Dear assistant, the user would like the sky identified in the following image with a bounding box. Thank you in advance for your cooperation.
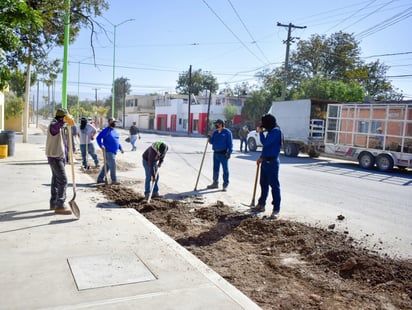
[43,0,412,103]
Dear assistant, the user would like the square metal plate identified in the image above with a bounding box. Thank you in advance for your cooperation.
[68,253,156,290]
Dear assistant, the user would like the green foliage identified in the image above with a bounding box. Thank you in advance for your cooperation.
[223,104,238,122]
[176,69,219,95]
[241,89,272,122]
[257,31,399,101]
[292,75,365,102]
[0,0,108,91]
[4,92,24,120]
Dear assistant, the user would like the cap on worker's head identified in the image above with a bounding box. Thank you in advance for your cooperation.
[214,119,224,126]
[376,127,382,131]
[55,108,68,118]
[108,118,117,124]
[156,141,168,154]
[261,113,277,131]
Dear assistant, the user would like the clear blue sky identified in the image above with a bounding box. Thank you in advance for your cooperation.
[45,0,412,102]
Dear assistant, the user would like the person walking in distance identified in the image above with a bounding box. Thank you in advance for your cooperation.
[79,117,99,170]
[129,121,141,151]
[142,141,168,199]
[45,108,75,215]
[96,118,124,185]
[207,119,233,191]
[238,125,249,153]
[252,113,282,219]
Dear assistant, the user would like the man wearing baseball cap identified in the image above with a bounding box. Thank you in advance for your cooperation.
[96,118,124,185]
[45,108,75,215]
[207,119,233,191]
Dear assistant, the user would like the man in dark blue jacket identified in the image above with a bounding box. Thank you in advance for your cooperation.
[252,114,282,219]
[207,119,233,191]
[96,118,124,185]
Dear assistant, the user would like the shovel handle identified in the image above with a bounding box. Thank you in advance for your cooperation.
[67,125,76,191]
[194,138,209,191]
[251,161,260,206]
[147,167,160,203]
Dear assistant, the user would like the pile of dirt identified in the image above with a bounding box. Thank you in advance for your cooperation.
[94,185,412,309]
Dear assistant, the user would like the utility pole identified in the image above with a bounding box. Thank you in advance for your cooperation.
[277,22,306,101]
[188,65,192,136]
[92,88,100,105]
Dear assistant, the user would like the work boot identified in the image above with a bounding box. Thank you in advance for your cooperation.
[269,210,279,219]
[251,204,265,212]
[55,205,72,215]
[207,183,218,189]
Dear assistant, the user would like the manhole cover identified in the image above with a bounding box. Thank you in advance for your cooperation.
[68,253,156,290]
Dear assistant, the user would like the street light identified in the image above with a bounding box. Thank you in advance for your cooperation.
[103,17,135,119]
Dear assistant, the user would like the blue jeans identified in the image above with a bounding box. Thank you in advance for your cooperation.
[130,134,138,149]
[80,143,99,168]
[97,151,117,182]
[142,159,159,196]
[240,138,248,152]
[49,159,67,208]
[212,152,229,186]
[258,159,281,213]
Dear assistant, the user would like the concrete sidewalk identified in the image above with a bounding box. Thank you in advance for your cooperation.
[0,126,260,310]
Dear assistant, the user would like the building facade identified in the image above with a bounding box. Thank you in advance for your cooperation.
[121,93,246,134]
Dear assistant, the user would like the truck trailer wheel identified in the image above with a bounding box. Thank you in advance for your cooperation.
[376,154,394,172]
[358,152,375,170]
[248,137,257,152]
[284,143,299,157]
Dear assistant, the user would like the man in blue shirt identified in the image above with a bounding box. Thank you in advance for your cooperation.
[96,118,124,185]
[252,113,282,219]
[207,119,233,191]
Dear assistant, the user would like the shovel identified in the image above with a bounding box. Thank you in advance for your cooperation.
[67,125,80,219]
[250,161,261,207]
[147,167,160,204]
[194,138,209,191]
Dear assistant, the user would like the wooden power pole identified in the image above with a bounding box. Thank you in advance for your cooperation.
[277,22,306,101]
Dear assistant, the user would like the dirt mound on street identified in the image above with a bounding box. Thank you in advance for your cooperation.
[95,184,412,309]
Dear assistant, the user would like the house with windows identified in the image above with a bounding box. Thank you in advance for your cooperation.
[121,92,247,134]
[154,92,246,134]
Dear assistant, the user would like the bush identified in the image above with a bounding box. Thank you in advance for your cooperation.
[4,92,24,120]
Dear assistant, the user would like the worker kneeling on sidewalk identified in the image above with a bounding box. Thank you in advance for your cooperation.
[45,108,75,215]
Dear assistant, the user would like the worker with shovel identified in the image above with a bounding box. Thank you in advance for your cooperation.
[45,108,75,215]
[251,113,282,219]
[142,141,168,199]
[207,119,233,191]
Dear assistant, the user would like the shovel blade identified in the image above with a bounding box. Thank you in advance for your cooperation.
[69,200,80,219]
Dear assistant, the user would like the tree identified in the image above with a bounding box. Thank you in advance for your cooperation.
[1,0,109,141]
[223,104,238,123]
[109,77,131,119]
[0,0,41,90]
[293,75,365,102]
[176,69,219,95]
[241,89,272,123]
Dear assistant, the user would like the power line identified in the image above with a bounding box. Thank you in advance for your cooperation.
[227,0,271,63]
[201,0,266,65]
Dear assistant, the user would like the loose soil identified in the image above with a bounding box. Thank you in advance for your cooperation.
[90,179,412,310]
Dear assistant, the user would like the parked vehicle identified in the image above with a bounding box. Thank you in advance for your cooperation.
[247,99,330,157]
[324,103,412,171]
